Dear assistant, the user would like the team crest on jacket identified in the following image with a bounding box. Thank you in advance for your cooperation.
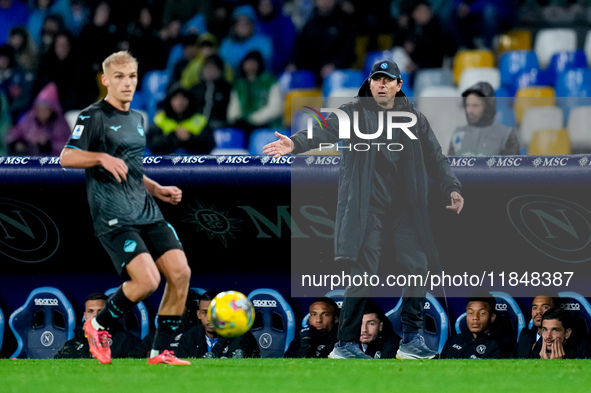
[476,344,487,354]
[137,123,145,136]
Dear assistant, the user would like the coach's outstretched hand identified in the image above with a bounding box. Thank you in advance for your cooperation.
[446,191,464,214]
[263,131,293,158]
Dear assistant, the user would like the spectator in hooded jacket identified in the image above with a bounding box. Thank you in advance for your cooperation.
[6,82,70,156]
[256,0,296,75]
[191,54,232,130]
[448,81,520,156]
[147,83,215,155]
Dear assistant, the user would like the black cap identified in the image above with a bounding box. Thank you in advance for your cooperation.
[369,60,402,80]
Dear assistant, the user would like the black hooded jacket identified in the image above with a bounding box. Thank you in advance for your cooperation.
[290,78,461,270]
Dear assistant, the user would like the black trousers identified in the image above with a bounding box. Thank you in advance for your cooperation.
[338,210,428,342]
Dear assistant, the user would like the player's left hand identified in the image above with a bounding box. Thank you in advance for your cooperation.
[446,191,464,214]
[155,186,182,205]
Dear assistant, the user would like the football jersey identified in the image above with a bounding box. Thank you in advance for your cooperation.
[65,99,163,236]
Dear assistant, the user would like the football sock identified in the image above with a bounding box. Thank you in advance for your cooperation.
[151,315,183,356]
[95,286,137,329]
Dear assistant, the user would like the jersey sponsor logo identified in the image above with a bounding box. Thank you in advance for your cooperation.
[35,298,59,306]
[253,300,277,307]
[72,125,84,140]
[124,240,137,253]
[108,219,118,226]
[110,125,122,132]
[137,124,144,137]
[41,331,54,347]
[79,115,91,120]
[476,344,487,354]
[258,332,272,349]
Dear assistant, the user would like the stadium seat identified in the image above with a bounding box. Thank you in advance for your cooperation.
[386,293,449,353]
[534,28,577,69]
[513,86,555,125]
[9,287,76,359]
[455,292,525,347]
[540,50,587,87]
[555,68,591,120]
[495,104,516,128]
[248,128,287,155]
[413,68,454,98]
[165,43,184,81]
[558,291,591,335]
[584,30,591,67]
[364,50,394,76]
[104,287,149,340]
[452,49,495,85]
[519,106,564,146]
[278,70,316,93]
[283,88,322,128]
[247,288,296,358]
[140,70,170,122]
[513,68,543,94]
[301,289,345,327]
[64,109,81,130]
[322,69,365,98]
[214,128,246,149]
[417,86,460,98]
[566,105,591,153]
[528,128,571,155]
[0,306,4,352]
[499,50,539,94]
[414,94,464,150]
[495,29,532,55]
[458,67,501,94]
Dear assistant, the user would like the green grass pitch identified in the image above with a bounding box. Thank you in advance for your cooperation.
[1,358,590,393]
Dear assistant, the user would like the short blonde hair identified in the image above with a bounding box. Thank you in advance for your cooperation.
[102,51,138,73]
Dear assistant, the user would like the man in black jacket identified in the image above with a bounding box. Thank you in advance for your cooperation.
[169,289,260,358]
[359,303,399,358]
[55,293,140,359]
[533,308,591,359]
[513,294,559,359]
[264,60,464,359]
[441,295,509,359]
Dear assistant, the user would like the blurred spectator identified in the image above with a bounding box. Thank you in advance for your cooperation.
[191,54,232,130]
[162,0,211,26]
[284,297,339,358]
[78,1,121,74]
[448,82,520,156]
[168,33,200,88]
[125,5,168,78]
[36,13,66,57]
[168,289,260,358]
[147,83,215,155]
[0,90,11,155]
[0,0,30,45]
[290,0,356,81]
[513,294,560,358]
[440,295,510,359]
[359,303,400,359]
[204,0,235,42]
[219,5,273,73]
[256,0,297,75]
[27,0,80,45]
[158,18,183,63]
[67,0,90,37]
[0,44,34,123]
[396,1,456,72]
[180,33,233,89]
[227,51,282,135]
[54,292,140,359]
[283,0,315,31]
[6,82,70,156]
[451,0,516,49]
[7,26,38,72]
[34,32,98,112]
[536,308,591,359]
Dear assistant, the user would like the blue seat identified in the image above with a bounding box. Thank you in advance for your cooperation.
[555,68,591,120]
[413,68,454,97]
[9,287,76,359]
[386,292,449,353]
[322,69,366,98]
[513,68,544,93]
[301,289,345,327]
[247,288,296,358]
[248,128,285,155]
[104,288,149,340]
[214,128,246,149]
[558,291,591,335]
[499,50,539,95]
[541,50,587,87]
[454,291,525,347]
[495,104,516,128]
[0,306,4,352]
[279,70,316,92]
[140,70,170,122]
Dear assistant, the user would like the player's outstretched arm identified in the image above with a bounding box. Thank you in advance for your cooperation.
[60,147,128,182]
[262,131,293,158]
[445,191,464,214]
[143,175,182,205]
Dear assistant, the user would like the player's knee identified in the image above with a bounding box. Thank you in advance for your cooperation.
[144,274,161,295]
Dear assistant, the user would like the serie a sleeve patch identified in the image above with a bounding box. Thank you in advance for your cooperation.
[72,125,85,140]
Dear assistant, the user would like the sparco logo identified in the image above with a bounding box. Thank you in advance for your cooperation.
[507,195,591,263]
[34,298,59,306]
[562,303,581,311]
[0,198,60,263]
[495,304,508,311]
[253,300,277,307]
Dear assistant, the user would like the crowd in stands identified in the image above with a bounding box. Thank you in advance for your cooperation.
[1,0,591,156]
